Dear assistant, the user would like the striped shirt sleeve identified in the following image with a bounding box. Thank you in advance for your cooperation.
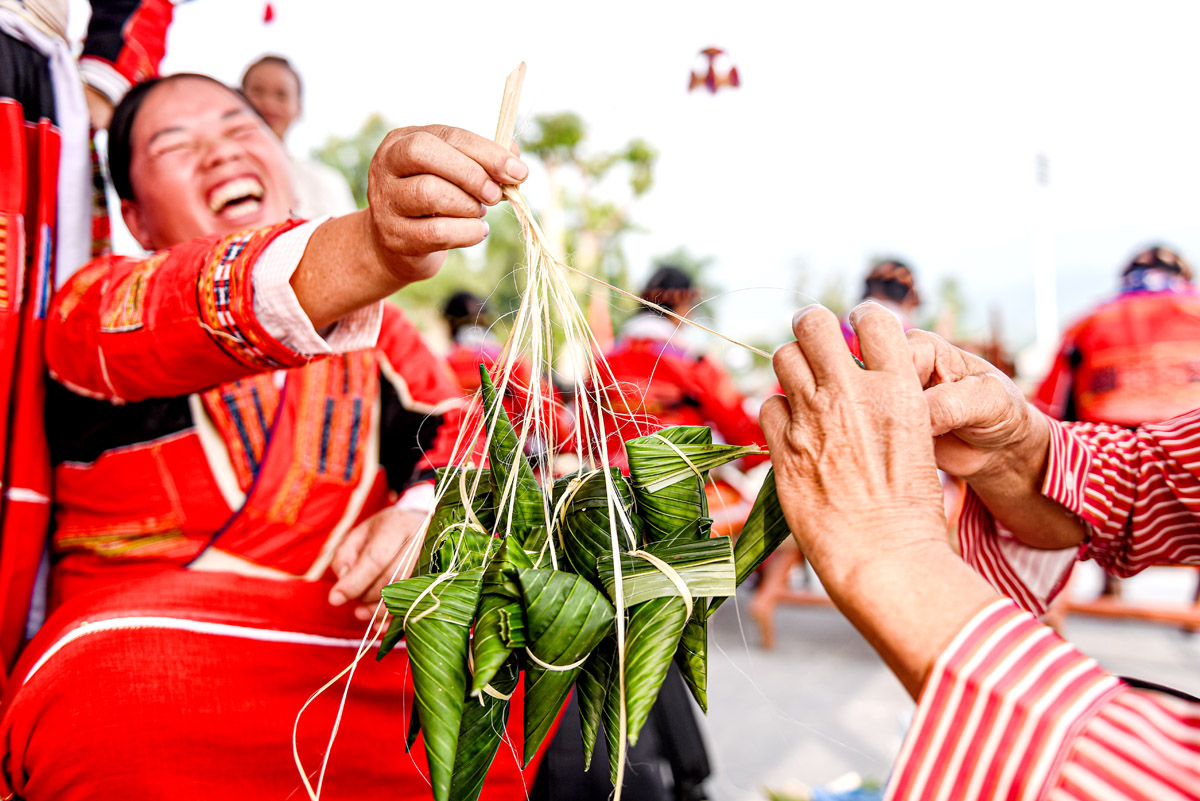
[1052,410,1200,575]
[885,598,1200,801]
[957,409,1200,614]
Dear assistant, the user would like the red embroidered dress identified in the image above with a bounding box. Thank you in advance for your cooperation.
[0,224,540,800]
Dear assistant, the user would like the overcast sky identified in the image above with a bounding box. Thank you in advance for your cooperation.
[69,0,1200,374]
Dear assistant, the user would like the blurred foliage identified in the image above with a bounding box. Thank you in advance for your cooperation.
[311,113,392,209]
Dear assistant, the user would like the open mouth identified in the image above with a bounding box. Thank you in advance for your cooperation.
[207,177,265,221]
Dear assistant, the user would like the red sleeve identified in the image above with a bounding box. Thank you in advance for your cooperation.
[46,221,311,402]
[956,409,1200,615]
[691,355,768,467]
[79,0,175,104]
[887,599,1198,801]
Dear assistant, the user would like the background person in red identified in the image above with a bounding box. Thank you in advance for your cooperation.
[1035,245,1200,426]
[443,289,575,461]
[1034,244,1200,601]
[599,265,766,469]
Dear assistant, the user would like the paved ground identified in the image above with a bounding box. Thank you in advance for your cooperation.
[699,562,1200,801]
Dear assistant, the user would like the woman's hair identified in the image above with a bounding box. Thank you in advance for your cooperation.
[240,54,303,98]
[640,265,696,315]
[107,73,238,201]
[862,259,919,306]
[443,290,490,337]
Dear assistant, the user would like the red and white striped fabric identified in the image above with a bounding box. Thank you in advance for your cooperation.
[891,410,1200,800]
[958,408,1200,615]
[886,598,1199,801]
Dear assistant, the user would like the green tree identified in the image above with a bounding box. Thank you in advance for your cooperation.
[311,113,392,209]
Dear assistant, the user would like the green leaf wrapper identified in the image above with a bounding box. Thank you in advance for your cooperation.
[381,570,484,801]
[625,426,762,542]
[674,610,708,713]
[419,468,496,576]
[596,537,735,607]
[620,594,690,747]
[557,468,637,585]
[470,539,534,694]
[517,568,615,767]
[448,656,520,801]
[480,368,548,552]
[576,635,616,771]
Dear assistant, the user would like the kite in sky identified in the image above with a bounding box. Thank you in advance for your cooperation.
[688,47,740,94]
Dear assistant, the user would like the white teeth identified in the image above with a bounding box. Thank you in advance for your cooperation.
[221,197,262,221]
[208,177,265,213]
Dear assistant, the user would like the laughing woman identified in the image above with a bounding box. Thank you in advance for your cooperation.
[0,73,537,800]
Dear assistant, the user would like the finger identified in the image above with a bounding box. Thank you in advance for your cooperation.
[924,376,1008,436]
[907,330,941,387]
[772,340,814,410]
[329,522,371,605]
[381,129,506,208]
[376,215,490,257]
[430,125,529,185]
[330,523,399,606]
[390,127,528,204]
[386,173,488,219]
[791,305,855,387]
[849,302,910,374]
[758,394,793,452]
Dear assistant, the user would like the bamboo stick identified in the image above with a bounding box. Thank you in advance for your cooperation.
[494,62,526,150]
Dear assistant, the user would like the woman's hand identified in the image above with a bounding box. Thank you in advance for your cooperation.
[294,126,528,331]
[761,302,997,697]
[760,302,948,587]
[328,504,427,620]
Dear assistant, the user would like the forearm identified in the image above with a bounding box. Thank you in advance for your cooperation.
[290,211,442,332]
[821,538,997,698]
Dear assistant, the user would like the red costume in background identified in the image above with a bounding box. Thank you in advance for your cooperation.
[446,327,574,452]
[1035,272,1200,426]
[599,312,766,467]
[0,223,540,800]
[0,0,175,680]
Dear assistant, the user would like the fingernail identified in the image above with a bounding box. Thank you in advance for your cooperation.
[505,158,528,181]
[791,304,821,328]
[329,591,346,606]
[482,182,501,204]
[481,221,490,238]
[354,607,371,621]
[334,563,349,578]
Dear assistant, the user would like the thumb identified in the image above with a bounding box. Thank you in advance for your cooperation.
[924,376,999,436]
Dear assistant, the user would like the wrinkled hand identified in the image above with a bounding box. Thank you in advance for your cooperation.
[328,504,428,620]
[365,125,527,285]
[906,329,1049,482]
[760,303,948,588]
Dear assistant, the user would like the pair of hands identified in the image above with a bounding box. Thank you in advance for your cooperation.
[762,302,1071,695]
[762,301,1056,582]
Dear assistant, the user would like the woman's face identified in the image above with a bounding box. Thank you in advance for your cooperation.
[122,77,294,251]
[241,61,301,140]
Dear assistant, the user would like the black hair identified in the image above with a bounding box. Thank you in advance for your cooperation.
[443,290,489,337]
[241,55,303,98]
[640,265,696,315]
[1123,244,1192,280]
[107,73,239,201]
[862,260,919,305]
